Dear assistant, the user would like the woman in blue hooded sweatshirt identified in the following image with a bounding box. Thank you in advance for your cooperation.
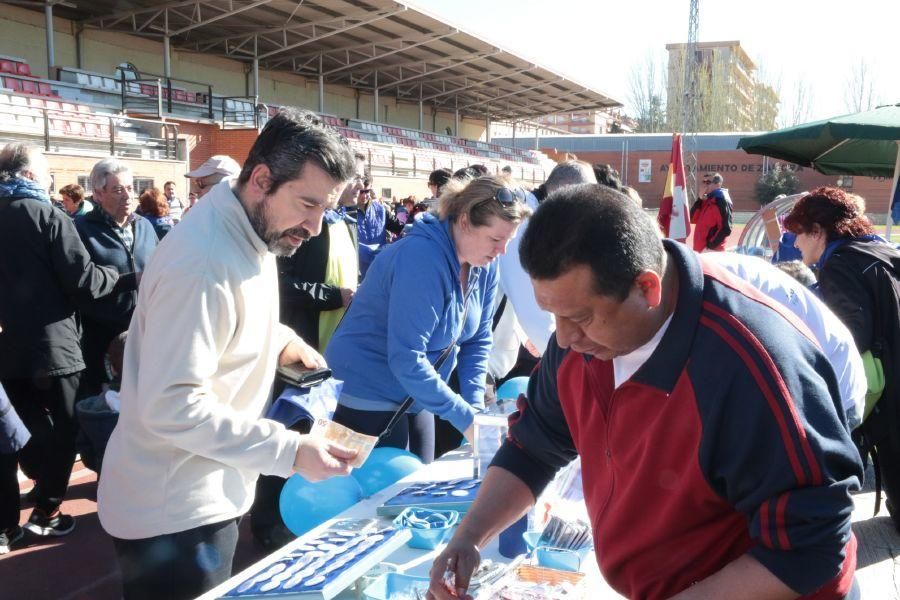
[325,175,531,463]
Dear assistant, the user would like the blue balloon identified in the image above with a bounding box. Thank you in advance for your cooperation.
[351,446,423,496]
[279,474,364,536]
[496,376,529,401]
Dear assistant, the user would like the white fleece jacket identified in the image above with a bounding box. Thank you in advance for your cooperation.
[98,180,301,539]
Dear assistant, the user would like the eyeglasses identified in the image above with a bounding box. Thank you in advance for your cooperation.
[491,187,525,207]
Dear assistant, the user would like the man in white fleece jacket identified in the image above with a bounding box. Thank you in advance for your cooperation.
[98,109,359,600]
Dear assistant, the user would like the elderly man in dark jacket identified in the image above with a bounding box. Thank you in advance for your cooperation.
[0,144,132,542]
[75,158,158,398]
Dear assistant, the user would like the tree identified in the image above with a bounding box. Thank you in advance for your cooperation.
[843,60,877,113]
[666,45,782,132]
[754,164,800,206]
[781,79,812,127]
[628,53,668,133]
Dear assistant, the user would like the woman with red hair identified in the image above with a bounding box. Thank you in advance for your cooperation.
[784,186,900,531]
[138,188,174,239]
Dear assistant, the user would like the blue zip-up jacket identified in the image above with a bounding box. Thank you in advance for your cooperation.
[325,213,498,433]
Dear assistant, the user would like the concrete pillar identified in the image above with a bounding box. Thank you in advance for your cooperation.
[44,3,55,77]
[485,113,491,143]
[418,100,424,131]
[318,56,325,113]
[163,11,171,78]
[163,37,171,78]
[373,72,379,123]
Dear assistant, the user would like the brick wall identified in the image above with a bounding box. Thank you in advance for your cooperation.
[175,121,258,173]
[564,149,894,213]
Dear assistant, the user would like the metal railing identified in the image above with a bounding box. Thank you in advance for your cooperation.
[361,144,545,185]
[220,96,261,129]
[0,103,178,160]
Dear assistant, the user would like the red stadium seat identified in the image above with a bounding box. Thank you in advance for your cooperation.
[3,78,22,92]
[20,80,37,95]
[16,62,31,77]
[0,61,15,74]
[38,83,53,96]
[173,89,187,102]
[65,120,85,136]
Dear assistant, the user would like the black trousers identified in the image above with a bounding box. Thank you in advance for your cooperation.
[0,373,80,525]
[112,518,239,600]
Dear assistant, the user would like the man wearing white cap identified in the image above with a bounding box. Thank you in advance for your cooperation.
[185,154,241,198]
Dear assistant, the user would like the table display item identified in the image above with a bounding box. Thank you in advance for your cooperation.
[221,523,411,599]
[392,507,459,549]
[361,572,430,600]
[474,564,585,600]
[534,516,592,553]
[376,477,482,517]
[472,401,517,478]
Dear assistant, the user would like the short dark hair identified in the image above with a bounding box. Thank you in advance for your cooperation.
[237,108,355,195]
[59,183,85,203]
[592,164,623,192]
[520,184,665,301]
[452,164,488,182]
[164,180,176,188]
[429,168,452,187]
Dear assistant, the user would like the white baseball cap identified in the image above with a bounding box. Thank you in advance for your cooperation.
[185,155,241,179]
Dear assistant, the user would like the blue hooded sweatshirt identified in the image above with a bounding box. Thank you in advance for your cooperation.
[325,213,498,433]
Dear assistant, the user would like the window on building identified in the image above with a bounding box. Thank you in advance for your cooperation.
[134,177,155,196]
[77,175,90,192]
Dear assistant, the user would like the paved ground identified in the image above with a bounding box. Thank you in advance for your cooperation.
[3,462,898,599]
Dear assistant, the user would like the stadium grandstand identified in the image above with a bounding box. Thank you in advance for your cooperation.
[0,0,621,199]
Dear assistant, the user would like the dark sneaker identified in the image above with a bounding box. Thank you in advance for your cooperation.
[20,487,37,504]
[0,526,24,554]
[24,509,75,537]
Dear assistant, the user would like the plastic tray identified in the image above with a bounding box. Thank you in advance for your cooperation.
[221,526,411,599]
[362,572,430,600]
[376,477,481,517]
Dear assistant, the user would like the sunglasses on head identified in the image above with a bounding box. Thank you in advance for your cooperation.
[491,187,525,207]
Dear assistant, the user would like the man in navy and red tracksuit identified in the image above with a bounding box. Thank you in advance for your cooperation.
[428,184,862,600]
[691,172,733,252]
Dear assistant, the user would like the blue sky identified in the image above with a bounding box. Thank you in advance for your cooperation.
[406,0,900,125]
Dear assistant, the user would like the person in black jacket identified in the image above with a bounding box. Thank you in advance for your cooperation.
[785,186,900,531]
[0,144,133,540]
[75,158,158,399]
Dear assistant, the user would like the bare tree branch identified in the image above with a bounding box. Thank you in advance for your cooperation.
[844,60,878,113]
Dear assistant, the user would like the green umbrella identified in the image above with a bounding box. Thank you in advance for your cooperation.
[737,103,900,177]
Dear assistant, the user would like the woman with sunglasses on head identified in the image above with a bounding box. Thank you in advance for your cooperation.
[325,176,531,463]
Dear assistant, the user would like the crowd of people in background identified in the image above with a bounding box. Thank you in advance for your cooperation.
[0,109,898,600]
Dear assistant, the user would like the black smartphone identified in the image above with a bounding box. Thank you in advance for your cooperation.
[276,364,332,388]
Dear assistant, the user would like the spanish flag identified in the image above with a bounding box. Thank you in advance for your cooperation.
[657,133,690,241]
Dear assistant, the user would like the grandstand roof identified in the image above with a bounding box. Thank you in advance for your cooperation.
[493,132,756,152]
[42,0,621,121]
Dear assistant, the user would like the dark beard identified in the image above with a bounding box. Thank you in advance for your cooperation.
[247,197,310,257]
